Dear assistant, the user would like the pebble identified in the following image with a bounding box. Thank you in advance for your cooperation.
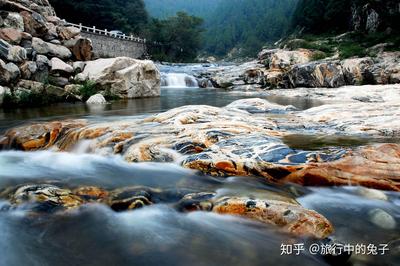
[368,208,396,229]
[357,187,388,201]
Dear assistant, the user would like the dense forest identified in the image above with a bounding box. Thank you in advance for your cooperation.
[143,0,221,20]
[50,0,149,34]
[292,0,400,34]
[145,0,298,57]
[49,0,203,62]
[204,0,297,56]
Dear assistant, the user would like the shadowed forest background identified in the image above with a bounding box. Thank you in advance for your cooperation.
[50,0,400,62]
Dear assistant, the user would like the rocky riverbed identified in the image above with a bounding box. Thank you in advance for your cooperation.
[0,79,400,261]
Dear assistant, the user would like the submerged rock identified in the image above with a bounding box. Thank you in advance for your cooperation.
[10,184,83,212]
[368,208,397,229]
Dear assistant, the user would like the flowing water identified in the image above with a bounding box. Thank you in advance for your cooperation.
[0,65,399,266]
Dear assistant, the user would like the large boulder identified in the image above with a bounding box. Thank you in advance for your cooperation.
[0,85,11,106]
[259,48,314,70]
[32,37,71,59]
[20,60,37,79]
[288,61,346,88]
[20,10,47,37]
[33,54,50,82]
[50,57,73,75]
[342,57,375,85]
[71,38,92,61]
[0,27,23,44]
[86,94,107,104]
[0,39,27,63]
[57,26,80,40]
[1,12,24,31]
[0,58,20,85]
[76,57,161,99]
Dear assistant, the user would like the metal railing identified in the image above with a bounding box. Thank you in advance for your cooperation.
[63,21,148,43]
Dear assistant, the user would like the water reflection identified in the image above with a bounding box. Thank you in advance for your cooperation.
[0,88,324,133]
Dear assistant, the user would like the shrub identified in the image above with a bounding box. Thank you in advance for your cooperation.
[79,80,98,101]
[339,42,367,59]
[310,51,327,61]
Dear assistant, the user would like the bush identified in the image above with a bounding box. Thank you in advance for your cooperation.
[2,90,60,108]
[339,42,367,59]
[79,80,98,101]
[310,51,327,61]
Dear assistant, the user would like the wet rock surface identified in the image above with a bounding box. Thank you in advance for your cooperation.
[0,182,333,239]
[2,94,400,191]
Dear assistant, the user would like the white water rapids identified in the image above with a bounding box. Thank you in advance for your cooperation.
[161,73,199,88]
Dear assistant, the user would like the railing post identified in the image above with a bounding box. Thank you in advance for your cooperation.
[93,26,96,33]
[79,23,82,30]
[123,34,126,40]
[105,29,108,36]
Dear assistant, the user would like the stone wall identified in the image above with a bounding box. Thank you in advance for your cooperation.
[80,32,147,59]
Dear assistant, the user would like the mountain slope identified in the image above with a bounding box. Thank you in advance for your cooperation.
[144,0,222,19]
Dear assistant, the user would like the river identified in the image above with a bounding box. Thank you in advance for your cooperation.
[0,65,399,266]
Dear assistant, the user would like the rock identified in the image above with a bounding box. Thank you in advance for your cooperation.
[107,187,154,211]
[259,48,314,70]
[2,12,24,31]
[0,85,10,106]
[20,61,37,79]
[57,26,80,40]
[342,57,375,85]
[356,187,388,201]
[226,98,296,113]
[73,186,109,201]
[64,84,81,95]
[76,57,161,99]
[289,61,346,88]
[20,11,48,37]
[0,39,27,63]
[17,79,44,90]
[49,76,69,87]
[0,59,20,85]
[42,22,57,41]
[33,54,50,82]
[49,39,61,45]
[86,94,107,104]
[0,27,23,44]
[72,61,85,73]
[0,120,87,150]
[45,15,62,26]
[71,38,92,61]
[283,144,400,191]
[32,37,71,59]
[10,184,83,212]
[212,197,333,239]
[368,208,396,229]
[50,57,73,74]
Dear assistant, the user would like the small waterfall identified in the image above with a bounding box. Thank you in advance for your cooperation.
[161,73,199,88]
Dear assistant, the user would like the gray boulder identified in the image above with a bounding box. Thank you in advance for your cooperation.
[86,94,107,104]
[76,57,161,99]
[32,37,71,59]
[288,61,346,88]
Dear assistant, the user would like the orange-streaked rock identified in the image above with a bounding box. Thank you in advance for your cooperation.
[282,144,400,191]
[213,197,333,239]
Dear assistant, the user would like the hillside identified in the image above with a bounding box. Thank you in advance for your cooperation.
[144,0,222,19]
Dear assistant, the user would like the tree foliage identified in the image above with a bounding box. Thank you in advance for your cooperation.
[50,0,149,34]
[292,0,400,34]
[145,12,204,62]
